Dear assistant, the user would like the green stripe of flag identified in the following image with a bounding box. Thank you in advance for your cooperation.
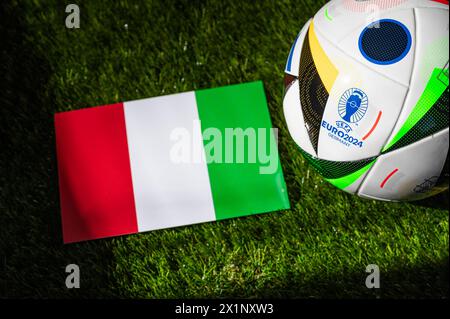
[195,81,290,220]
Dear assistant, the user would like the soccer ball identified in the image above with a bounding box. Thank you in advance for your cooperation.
[283,0,449,201]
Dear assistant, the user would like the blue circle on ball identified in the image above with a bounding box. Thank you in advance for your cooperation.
[359,19,412,65]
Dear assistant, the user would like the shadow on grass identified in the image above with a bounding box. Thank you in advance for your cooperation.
[411,190,449,211]
[0,2,119,298]
[223,258,449,299]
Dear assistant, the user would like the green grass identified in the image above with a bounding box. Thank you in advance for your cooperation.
[0,0,448,298]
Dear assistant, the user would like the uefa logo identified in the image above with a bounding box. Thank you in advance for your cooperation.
[338,88,369,123]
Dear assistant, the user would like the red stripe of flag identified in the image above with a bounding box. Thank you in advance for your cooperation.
[55,103,138,243]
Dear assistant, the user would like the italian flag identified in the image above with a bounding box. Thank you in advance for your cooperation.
[55,81,290,243]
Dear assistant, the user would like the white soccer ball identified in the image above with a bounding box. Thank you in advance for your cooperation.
[283,0,449,201]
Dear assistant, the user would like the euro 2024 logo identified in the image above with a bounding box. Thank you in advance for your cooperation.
[336,88,368,133]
